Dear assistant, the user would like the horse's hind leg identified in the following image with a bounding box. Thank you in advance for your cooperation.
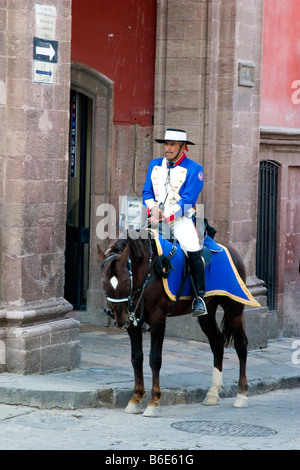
[221,299,249,408]
[198,298,224,405]
[124,325,145,414]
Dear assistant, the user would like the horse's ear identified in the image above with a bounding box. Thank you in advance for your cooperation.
[97,244,106,262]
[120,243,130,265]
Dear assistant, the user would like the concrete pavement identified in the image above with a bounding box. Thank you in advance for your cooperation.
[0,324,299,410]
[0,389,299,450]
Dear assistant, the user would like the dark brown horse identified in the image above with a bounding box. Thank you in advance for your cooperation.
[97,228,249,417]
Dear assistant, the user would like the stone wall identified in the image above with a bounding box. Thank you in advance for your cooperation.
[0,0,80,373]
[154,0,264,265]
[260,127,300,337]
[154,0,268,348]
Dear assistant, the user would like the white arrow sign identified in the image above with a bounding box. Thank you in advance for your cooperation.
[36,43,56,61]
[33,37,58,63]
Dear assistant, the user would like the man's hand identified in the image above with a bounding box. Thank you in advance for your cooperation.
[148,205,163,227]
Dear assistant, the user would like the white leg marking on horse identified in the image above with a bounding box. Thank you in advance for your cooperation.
[203,367,223,406]
[143,405,161,418]
[124,401,143,414]
[233,393,248,408]
[110,276,118,289]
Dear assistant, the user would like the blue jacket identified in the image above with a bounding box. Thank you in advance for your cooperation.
[142,153,204,223]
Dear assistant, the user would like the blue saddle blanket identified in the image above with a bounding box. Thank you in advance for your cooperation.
[150,230,260,307]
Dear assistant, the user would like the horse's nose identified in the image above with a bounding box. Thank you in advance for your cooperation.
[114,320,130,330]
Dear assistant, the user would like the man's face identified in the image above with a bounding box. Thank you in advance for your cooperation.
[164,141,185,161]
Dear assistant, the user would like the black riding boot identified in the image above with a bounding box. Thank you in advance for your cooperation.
[187,250,207,316]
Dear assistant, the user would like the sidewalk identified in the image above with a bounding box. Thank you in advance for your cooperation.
[0,324,299,410]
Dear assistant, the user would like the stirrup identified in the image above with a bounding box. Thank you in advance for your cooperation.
[192,296,208,317]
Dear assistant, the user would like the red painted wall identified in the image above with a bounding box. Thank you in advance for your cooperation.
[260,0,300,129]
[71,0,157,126]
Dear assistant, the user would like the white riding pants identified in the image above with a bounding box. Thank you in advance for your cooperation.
[172,217,201,253]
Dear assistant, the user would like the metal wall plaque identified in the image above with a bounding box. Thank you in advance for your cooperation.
[238,62,255,87]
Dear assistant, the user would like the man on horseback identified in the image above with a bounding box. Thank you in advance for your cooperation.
[142,128,207,316]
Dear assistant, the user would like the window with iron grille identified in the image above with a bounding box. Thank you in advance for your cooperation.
[256,160,279,311]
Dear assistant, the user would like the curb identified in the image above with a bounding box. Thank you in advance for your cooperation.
[0,374,299,410]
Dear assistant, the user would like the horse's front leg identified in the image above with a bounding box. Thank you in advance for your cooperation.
[143,320,166,417]
[124,324,145,414]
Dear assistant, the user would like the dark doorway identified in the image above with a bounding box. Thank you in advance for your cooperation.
[256,160,279,311]
[64,90,92,310]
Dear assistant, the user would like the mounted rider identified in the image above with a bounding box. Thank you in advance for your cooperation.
[142,128,207,316]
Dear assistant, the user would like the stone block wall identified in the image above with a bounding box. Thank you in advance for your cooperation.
[0,0,80,373]
[260,128,300,337]
[154,0,268,347]
[154,0,264,269]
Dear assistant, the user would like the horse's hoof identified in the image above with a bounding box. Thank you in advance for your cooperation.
[143,405,161,417]
[202,392,219,406]
[233,393,248,408]
[124,401,143,414]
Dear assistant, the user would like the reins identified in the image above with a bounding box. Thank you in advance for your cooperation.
[100,233,180,326]
[100,232,179,327]
[100,234,155,327]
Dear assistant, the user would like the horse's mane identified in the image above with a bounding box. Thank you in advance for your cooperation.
[112,229,152,262]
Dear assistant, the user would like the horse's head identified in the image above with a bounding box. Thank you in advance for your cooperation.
[98,243,133,329]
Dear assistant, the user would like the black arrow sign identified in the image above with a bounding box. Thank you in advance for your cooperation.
[33,37,58,63]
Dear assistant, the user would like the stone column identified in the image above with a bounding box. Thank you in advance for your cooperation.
[211,0,268,347]
[0,0,80,373]
[154,0,209,160]
[155,0,268,347]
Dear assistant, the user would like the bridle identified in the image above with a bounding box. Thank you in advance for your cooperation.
[100,253,134,304]
[99,239,154,327]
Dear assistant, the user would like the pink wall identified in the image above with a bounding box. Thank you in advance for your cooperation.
[260,0,300,129]
[71,0,157,126]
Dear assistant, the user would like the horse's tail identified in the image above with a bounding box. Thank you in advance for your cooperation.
[220,315,234,348]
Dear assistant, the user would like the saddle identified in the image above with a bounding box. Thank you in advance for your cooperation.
[157,217,217,268]
[149,222,260,308]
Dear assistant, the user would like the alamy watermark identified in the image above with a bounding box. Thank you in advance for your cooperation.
[291,340,300,365]
[95,198,205,241]
[0,340,5,365]
[291,80,300,105]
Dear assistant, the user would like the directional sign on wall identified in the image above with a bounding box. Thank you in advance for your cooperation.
[33,61,55,84]
[33,37,58,63]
